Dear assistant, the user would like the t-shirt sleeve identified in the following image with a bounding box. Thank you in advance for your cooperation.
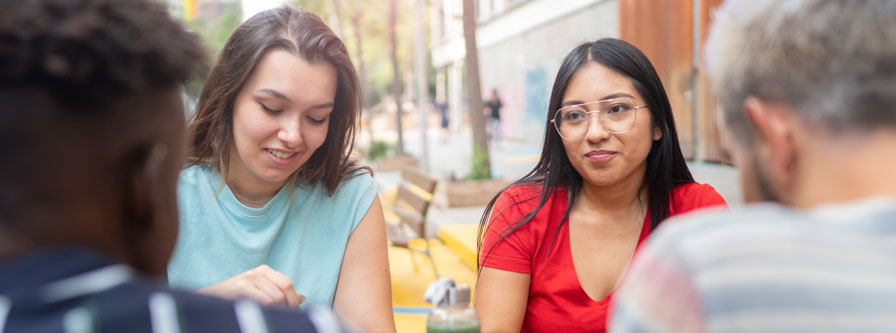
[610,226,705,333]
[478,188,536,274]
[340,172,378,232]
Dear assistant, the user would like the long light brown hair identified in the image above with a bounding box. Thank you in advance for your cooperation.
[187,6,367,195]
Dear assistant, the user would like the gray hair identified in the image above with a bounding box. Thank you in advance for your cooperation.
[705,0,896,146]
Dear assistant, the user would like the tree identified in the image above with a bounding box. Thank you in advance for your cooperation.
[344,1,376,140]
[412,0,430,170]
[181,2,242,108]
[462,0,490,177]
[389,0,405,155]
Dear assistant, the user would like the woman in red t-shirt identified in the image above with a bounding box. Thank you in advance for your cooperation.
[475,38,727,332]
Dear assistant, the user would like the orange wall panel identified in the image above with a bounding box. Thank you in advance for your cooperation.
[620,0,695,159]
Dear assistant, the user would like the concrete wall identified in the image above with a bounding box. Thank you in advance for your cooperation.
[478,0,619,144]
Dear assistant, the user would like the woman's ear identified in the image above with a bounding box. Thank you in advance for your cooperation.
[653,124,663,141]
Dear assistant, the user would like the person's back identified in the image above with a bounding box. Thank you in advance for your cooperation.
[613,201,896,332]
[0,248,328,332]
[611,0,896,331]
[0,0,341,331]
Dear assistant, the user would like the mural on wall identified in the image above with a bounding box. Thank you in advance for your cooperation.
[525,64,549,132]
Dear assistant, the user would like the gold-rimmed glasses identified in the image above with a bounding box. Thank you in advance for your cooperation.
[550,98,648,140]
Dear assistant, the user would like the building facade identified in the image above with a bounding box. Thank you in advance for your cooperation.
[431,0,730,163]
[431,0,619,144]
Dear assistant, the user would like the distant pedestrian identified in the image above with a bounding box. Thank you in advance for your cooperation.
[437,100,450,142]
[485,88,503,141]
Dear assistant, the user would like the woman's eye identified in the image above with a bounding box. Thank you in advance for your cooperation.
[566,112,586,120]
[608,104,632,114]
[260,104,282,114]
[307,116,326,125]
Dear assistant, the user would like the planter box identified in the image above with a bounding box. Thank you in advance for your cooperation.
[374,155,419,172]
[434,178,512,208]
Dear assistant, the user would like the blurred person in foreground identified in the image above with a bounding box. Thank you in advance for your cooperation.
[0,0,341,331]
[611,0,896,331]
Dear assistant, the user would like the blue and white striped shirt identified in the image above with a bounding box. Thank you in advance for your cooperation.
[0,248,343,332]
[611,198,896,332]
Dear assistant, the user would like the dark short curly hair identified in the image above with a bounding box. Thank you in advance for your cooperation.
[0,0,205,107]
[0,0,205,227]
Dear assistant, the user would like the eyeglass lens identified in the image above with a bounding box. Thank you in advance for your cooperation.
[554,99,638,138]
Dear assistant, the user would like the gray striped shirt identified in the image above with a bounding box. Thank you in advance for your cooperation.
[611,198,896,333]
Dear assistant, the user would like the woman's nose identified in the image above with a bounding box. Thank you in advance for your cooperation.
[584,113,610,142]
[278,117,303,147]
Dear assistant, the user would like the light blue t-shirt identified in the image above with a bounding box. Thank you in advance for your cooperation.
[167,165,377,307]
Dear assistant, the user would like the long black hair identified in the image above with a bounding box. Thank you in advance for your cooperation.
[477,38,694,265]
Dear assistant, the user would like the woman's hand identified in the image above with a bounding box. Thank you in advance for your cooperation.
[197,264,305,309]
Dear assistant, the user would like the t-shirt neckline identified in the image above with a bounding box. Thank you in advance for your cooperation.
[565,204,653,304]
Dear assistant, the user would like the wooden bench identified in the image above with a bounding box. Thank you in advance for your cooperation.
[383,167,439,277]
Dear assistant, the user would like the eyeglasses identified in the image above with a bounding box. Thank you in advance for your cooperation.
[550,98,648,140]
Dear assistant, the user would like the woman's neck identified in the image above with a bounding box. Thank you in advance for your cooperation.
[223,162,286,208]
[576,163,647,216]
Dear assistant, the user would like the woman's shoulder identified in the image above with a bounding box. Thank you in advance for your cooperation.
[492,183,566,219]
[498,183,545,204]
[178,163,215,187]
[334,171,376,194]
[671,182,728,211]
[298,171,376,206]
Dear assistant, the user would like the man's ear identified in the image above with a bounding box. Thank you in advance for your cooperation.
[120,143,168,274]
[123,144,167,226]
[743,96,798,200]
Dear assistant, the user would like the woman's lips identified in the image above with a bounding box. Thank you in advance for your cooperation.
[266,148,298,165]
[584,150,617,162]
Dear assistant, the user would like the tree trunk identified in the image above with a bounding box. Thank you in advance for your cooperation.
[389,0,405,156]
[343,0,375,141]
[413,0,429,170]
[462,0,490,176]
[325,0,344,38]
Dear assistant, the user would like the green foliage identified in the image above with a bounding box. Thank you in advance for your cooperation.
[467,146,491,180]
[367,140,393,161]
[186,2,242,60]
[174,0,434,115]
[289,0,424,110]
[181,2,242,107]
[292,0,329,17]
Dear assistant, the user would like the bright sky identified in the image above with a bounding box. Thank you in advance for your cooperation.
[241,0,286,21]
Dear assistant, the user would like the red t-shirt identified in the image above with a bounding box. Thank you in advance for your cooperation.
[479,182,726,332]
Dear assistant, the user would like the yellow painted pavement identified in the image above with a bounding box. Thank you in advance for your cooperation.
[390,236,477,332]
[437,224,479,271]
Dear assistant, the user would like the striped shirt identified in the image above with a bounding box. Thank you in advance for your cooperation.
[611,198,896,333]
[0,248,343,332]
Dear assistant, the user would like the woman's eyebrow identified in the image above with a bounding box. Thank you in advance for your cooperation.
[257,89,332,109]
[310,102,334,109]
[560,92,636,107]
[256,88,291,103]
